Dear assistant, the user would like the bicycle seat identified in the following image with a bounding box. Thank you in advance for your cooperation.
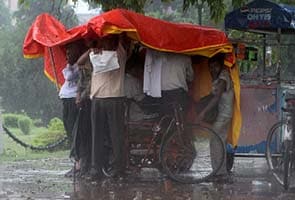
[142,113,160,120]
[137,102,162,115]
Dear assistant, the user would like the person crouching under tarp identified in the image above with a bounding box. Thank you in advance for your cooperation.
[194,53,234,181]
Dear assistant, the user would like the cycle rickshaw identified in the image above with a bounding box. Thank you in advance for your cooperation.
[224,0,295,189]
[23,9,242,184]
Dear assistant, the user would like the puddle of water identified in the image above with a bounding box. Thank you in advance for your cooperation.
[251,179,274,194]
[252,180,265,186]
[14,169,68,176]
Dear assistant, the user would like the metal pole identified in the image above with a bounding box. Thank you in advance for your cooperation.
[278,28,283,126]
[263,33,266,76]
[48,47,60,91]
[0,109,3,155]
[277,28,281,81]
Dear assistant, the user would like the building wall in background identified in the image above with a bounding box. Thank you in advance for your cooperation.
[4,0,18,11]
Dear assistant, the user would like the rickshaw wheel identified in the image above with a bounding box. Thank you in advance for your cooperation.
[226,152,235,172]
[283,140,291,190]
[266,121,295,189]
[160,124,225,184]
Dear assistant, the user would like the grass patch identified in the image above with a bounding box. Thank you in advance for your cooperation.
[0,126,69,163]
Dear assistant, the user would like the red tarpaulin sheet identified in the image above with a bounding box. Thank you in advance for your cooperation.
[86,9,231,53]
[23,13,88,84]
[23,9,233,86]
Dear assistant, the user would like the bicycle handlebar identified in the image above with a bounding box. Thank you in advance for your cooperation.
[281,107,295,113]
[261,76,295,86]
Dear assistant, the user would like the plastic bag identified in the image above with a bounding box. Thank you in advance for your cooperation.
[89,50,120,73]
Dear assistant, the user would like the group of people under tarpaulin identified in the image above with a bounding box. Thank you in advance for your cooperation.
[58,33,234,182]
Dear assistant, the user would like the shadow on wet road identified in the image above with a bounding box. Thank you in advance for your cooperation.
[0,157,295,199]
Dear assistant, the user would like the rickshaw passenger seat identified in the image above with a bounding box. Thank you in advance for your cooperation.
[139,102,161,114]
[125,99,160,123]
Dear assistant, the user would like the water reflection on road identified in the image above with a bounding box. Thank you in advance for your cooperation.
[69,165,295,200]
[69,176,295,200]
[1,158,295,199]
[69,158,295,200]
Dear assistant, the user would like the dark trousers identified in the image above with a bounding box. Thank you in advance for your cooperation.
[141,88,188,115]
[62,98,79,146]
[70,99,92,174]
[161,88,188,113]
[91,97,126,175]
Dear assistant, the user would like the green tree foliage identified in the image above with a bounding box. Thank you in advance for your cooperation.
[183,0,225,23]
[80,0,244,23]
[0,1,11,28]
[80,0,295,24]
[0,1,78,123]
[16,0,78,28]
[80,0,149,12]
[144,0,211,25]
[18,0,295,24]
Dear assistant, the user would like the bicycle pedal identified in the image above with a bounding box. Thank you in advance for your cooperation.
[152,124,161,132]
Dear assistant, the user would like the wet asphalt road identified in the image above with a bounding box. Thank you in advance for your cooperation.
[0,157,295,200]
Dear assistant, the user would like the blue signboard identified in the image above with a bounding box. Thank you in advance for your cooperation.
[225,0,295,33]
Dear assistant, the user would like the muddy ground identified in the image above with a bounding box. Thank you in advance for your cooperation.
[0,157,295,200]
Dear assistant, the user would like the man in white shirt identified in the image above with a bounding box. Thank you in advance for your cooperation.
[143,49,194,114]
[59,41,86,177]
[59,42,83,145]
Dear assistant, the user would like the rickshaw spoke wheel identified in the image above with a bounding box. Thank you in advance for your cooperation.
[160,124,225,184]
[266,121,295,189]
[162,140,194,174]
